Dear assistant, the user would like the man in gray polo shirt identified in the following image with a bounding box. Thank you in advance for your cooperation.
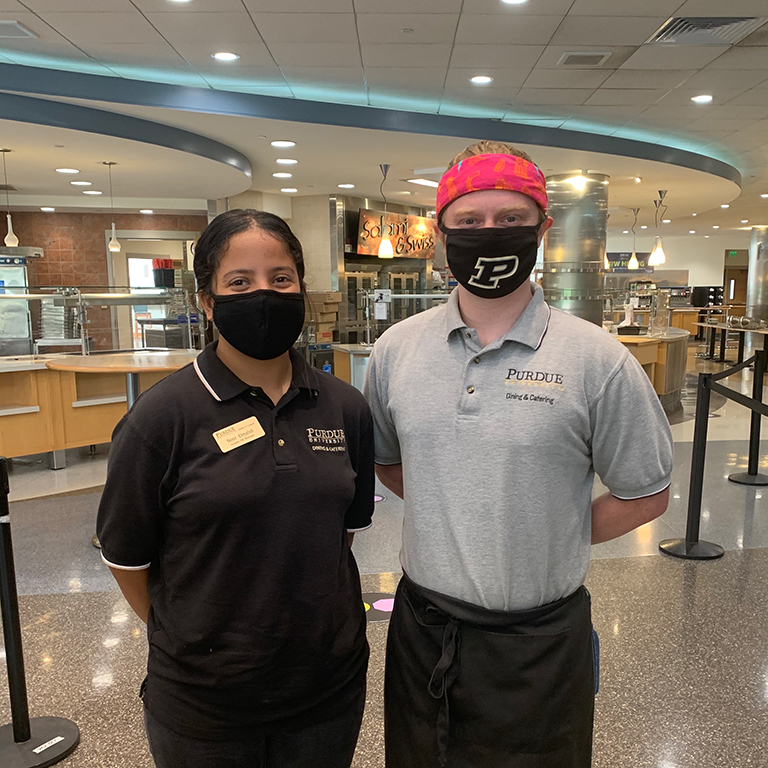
[364,140,673,768]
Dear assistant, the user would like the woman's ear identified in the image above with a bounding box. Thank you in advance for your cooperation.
[198,291,214,322]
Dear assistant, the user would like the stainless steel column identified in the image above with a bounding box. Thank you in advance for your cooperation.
[745,226,768,356]
[542,173,609,326]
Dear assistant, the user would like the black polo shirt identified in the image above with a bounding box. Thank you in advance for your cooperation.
[96,343,374,739]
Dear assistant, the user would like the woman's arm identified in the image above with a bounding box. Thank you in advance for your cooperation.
[108,567,151,624]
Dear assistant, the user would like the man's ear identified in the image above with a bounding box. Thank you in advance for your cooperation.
[432,221,446,247]
[537,216,554,246]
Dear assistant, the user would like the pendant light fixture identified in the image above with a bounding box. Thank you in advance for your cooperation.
[628,208,639,270]
[1,149,19,247]
[648,191,667,267]
[378,163,394,259]
[104,161,121,253]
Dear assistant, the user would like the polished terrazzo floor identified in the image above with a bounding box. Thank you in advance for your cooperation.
[3,345,768,766]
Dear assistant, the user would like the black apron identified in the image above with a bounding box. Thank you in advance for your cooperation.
[384,573,595,768]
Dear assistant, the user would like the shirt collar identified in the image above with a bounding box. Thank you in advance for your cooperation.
[193,342,319,402]
[444,283,551,351]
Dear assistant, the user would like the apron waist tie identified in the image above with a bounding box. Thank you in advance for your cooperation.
[427,617,460,768]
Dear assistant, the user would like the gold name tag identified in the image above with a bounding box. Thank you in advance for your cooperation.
[212,417,265,453]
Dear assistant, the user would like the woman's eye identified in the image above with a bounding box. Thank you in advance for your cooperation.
[230,278,247,287]
[274,275,293,285]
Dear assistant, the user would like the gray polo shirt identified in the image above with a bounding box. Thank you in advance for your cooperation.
[364,283,673,611]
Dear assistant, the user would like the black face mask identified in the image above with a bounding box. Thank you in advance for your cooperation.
[440,223,541,299]
[212,289,305,360]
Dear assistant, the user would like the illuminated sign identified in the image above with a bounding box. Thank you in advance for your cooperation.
[357,209,435,259]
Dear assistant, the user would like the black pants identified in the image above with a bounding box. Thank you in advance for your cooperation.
[144,685,366,768]
[385,574,595,768]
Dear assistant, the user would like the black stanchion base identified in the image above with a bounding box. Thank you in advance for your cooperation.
[659,539,725,560]
[0,717,80,768]
[728,472,768,486]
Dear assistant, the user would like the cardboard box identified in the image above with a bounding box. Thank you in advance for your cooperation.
[309,300,342,314]
[308,291,342,304]
[317,311,338,323]
[316,330,334,343]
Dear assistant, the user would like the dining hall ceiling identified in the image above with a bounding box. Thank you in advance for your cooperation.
[1,0,768,236]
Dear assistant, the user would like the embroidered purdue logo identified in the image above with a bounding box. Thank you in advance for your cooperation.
[467,255,520,290]
[306,428,347,453]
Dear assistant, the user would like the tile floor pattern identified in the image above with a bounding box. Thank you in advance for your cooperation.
[3,344,768,765]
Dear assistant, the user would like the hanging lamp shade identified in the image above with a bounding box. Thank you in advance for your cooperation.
[648,236,666,266]
[378,237,394,258]
[108,221,121,252]
[4,213,18,247]
[627,251,640,270]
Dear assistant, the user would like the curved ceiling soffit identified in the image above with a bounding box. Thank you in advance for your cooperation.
[0,62,741,189]
[0,90,252,180]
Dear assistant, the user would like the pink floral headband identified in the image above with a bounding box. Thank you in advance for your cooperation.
[436,153,548,219]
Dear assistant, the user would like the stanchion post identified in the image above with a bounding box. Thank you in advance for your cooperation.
[659,374,725,560]
[0,457,80,766]
[729,348,768,486]
[0,458,31,744]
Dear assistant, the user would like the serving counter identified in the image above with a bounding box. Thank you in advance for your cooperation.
[617,328,690,408]
[0,350,198,464]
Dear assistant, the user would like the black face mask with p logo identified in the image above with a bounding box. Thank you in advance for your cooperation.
[439,224,541,299]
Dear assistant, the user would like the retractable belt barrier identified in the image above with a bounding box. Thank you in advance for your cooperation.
[0,457,80,767]
[660,349,768,561]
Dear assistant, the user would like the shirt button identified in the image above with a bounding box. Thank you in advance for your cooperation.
[277,439,285,447]
[249,390,258,397]
[474,357,481,364]
[467,386,475,394]
[466,331,472,338]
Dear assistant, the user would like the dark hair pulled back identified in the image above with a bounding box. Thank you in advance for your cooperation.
[194,209,305,297]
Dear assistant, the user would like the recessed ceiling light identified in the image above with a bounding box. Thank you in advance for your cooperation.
[40,207,55,212]
[281,188,298,193]
[276,158,298,165]
[273,172,292,178]
[623,230,629,234]
[271,140,295,148]
[663,219,671,223]
[212,52,239,61]
[407,178,440,188]
[713,225,719,229]
[690,230,696,234]
[692,94,713,104]
[428,210,436,216]
[634,177,642,183]
[470,75,494,84]
[338,183,355,189]
[742,219,749,223]
[168,0,193,3]
[56,168,79,174]
[140,209,154,214]
[641,225,647,229]
[83,190,102,195]
[501,0,528,4]
[721,204,729,209]
[705,235,710,238]
[761,193,768,198]
[71,180,92,186]
[401,27,414,33]
[692,213,697,216]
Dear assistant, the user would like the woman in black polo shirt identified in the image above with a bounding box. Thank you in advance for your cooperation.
[97,209,374,768]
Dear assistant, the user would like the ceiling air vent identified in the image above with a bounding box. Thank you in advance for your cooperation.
[647,17,767,46]
[0,20,37,38]
[557,52,612,67]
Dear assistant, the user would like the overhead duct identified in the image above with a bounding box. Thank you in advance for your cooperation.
[646,17,767,46]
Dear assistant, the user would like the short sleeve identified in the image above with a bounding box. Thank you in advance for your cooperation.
[363,344,402,465]
[590,353,673,499]
[96,417,169,569]
[345,406,375,532]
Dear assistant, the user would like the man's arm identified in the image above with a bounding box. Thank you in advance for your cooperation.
[108,567,151,624]
[376,463,404,499]
[591,487,669,544]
